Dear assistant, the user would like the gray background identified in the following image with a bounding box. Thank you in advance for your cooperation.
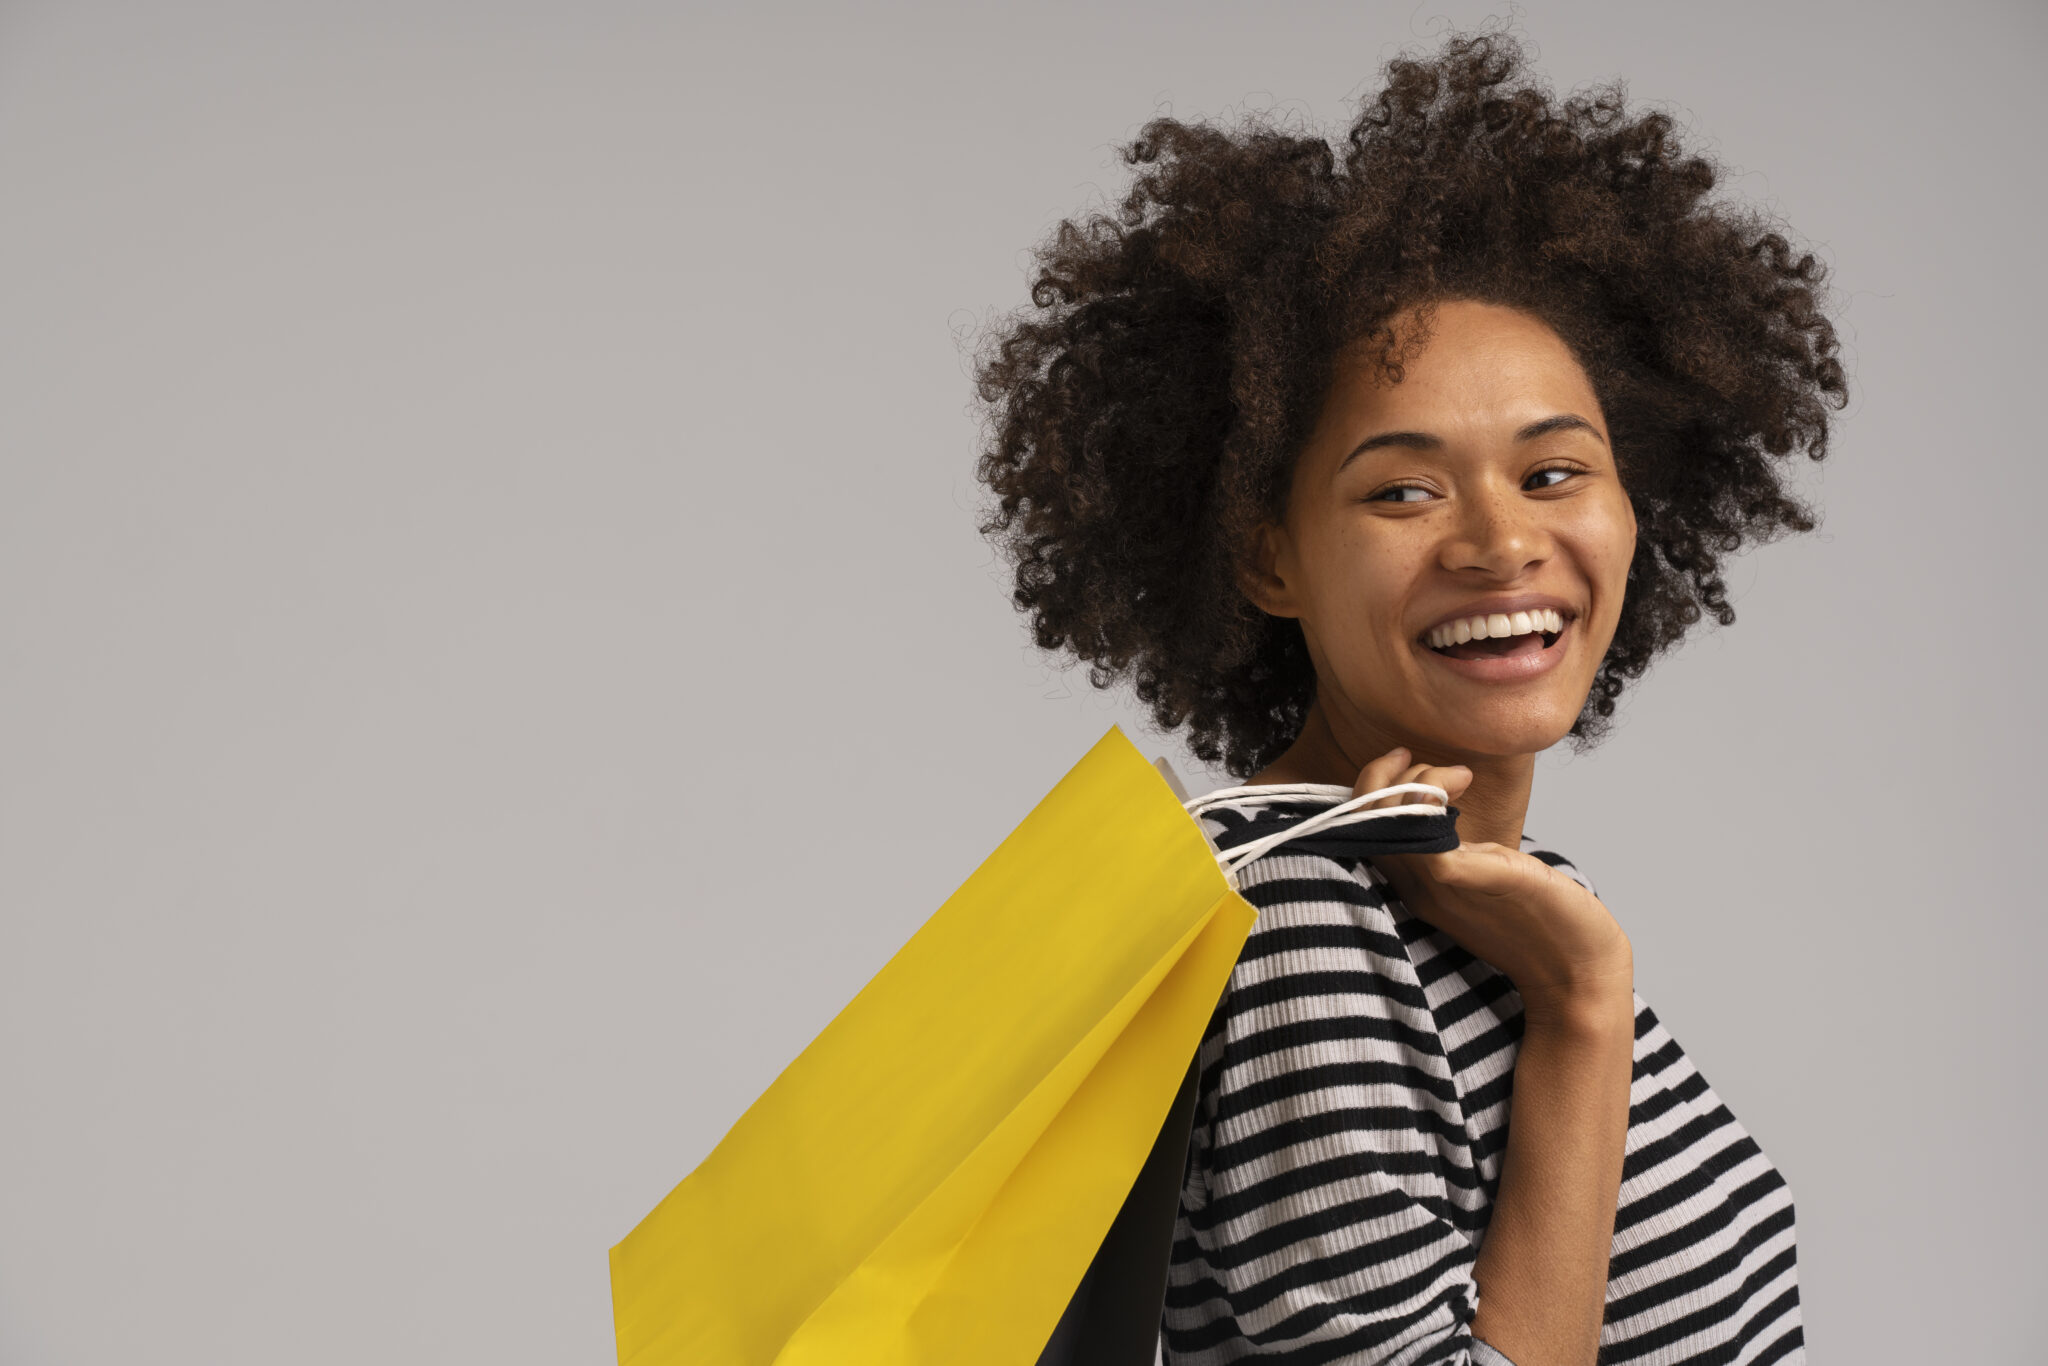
[2,1,2040,1361]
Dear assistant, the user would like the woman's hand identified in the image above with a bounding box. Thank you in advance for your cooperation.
[1351,747,1634,1020]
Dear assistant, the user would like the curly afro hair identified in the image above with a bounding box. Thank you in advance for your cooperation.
[973,29,1848,779]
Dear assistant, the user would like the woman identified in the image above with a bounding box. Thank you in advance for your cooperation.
[973,31,1843,1366]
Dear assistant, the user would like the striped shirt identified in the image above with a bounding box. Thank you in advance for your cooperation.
[1161,788,1804,1365]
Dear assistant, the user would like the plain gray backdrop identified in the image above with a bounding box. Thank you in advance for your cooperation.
[2,1,2041,1361]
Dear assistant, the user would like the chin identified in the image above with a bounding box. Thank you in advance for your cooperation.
[1411,699,1583,760]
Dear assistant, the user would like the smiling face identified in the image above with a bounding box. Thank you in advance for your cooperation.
[1245,299,1639,763]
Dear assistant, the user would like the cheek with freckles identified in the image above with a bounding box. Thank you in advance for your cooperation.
[1301,534,1435,690]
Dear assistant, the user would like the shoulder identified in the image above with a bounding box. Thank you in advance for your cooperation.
[1189,786,1434,990]
[1232,846,1411,966]
[1194,801,1407,947]
[1203,840,1437,1047]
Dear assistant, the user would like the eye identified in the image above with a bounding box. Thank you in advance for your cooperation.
[1524,465,1579,491]
[1369,484,1435,503]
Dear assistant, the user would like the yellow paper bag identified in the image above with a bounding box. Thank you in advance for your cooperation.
[608,724,1258,1366]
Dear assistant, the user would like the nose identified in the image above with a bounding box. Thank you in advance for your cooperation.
[1438,483,1553,580]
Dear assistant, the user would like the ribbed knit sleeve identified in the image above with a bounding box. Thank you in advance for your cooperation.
[1161,847,1511,1366]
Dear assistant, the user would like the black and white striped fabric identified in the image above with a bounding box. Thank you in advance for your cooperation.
[1161,787,1803,1366]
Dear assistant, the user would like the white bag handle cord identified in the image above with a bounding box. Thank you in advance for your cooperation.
[1185,782,1451,876]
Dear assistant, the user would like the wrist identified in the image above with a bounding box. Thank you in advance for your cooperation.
[1518,960,1636,1034]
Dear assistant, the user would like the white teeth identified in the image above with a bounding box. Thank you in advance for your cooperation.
[1425,608,1570,651]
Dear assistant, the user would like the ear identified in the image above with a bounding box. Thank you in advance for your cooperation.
[1237,519,1303,619]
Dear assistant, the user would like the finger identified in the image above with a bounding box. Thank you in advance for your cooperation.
[1373,761,1435,811]
[1364,760,1469,811]
[1365,756,1434,811]
[1397,761,1472,807]
[1351,747,1412,803]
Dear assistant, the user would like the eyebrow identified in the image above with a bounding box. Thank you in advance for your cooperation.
[1336,413,1605,471]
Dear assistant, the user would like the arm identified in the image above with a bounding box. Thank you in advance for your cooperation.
[1361,752,1638,1366]
[1466,977,1636,1365]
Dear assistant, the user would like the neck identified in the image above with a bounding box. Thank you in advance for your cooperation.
[1249,699,1536,851]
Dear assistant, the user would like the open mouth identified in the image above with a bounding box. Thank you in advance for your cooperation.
[1422,608,1568,662]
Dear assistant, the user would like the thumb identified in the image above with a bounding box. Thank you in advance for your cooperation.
[1432,764,1474,804]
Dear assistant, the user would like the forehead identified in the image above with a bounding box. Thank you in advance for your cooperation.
[1322,300,1601,429]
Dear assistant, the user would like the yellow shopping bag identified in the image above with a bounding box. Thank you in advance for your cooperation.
[608,724,1258,1366]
